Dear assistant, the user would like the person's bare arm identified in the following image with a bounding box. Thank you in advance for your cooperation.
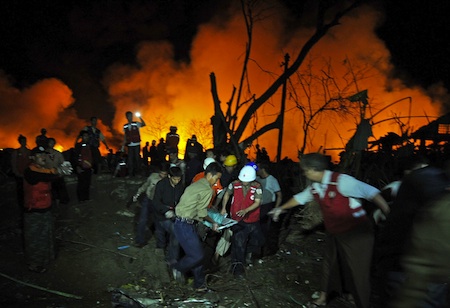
[269,197,301,221]
[371,193,390,216]
[274,191,282,208]
[221,190,230,215]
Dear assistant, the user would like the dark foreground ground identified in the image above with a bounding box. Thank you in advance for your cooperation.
[0,173,359,308]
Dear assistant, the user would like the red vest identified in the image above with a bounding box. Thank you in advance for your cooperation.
[124,122,141,144]
[230,181,261,223]
[23,180,52,210]
[79,144,93,169]
[312,172,367,234]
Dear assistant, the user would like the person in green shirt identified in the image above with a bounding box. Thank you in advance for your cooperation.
[172,162,222,292]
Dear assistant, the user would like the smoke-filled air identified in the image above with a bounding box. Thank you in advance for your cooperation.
[1,2,447,161]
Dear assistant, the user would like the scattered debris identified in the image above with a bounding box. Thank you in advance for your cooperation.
[116,209,135,217]
[0,272,83,300]
[59,239,137,259]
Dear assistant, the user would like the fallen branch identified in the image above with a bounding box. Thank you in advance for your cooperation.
[0,272,82,299]
[60,239,137,260]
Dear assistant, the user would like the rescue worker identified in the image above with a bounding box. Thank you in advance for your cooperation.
[270,153,390,308]
[220,154,239,188]
[121,111,146,177]
[221,165,263,278]
[74,130,95,203]
[76,116,109,174]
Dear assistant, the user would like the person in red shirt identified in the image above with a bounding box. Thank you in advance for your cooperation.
[221,165,263,278]
[23,146,71,273]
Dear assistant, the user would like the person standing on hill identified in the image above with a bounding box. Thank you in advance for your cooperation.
[156,138,167,167]
[11,134,31,225]
[23,146,72,273]
[122,111,146,177]
[142,141,150,167]
[35,128,49,149]
[74,130,95,203]
[166,126,180,154]
[149,139,158,168]
[184,135,203,161]
[76,116,109,174]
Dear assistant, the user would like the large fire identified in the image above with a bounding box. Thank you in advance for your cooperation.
[0,3,444,162]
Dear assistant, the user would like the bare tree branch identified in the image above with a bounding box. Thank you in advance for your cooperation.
[210,0,362,157]
[233,0,362,141]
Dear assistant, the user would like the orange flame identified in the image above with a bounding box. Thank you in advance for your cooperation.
[0,4,444,163]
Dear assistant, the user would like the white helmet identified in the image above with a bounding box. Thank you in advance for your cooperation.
[203,157,216,170]
[238,165,256,182]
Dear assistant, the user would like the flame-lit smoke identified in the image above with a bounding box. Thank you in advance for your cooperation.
[103,40,214,151]
[103,3,444,161]
[0,75,75,151]
[0,72,116,153]
[0,2,447,162]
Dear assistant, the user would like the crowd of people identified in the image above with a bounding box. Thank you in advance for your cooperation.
[9,113,450,306]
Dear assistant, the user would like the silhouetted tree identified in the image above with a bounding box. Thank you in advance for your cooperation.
[210,0,363,160]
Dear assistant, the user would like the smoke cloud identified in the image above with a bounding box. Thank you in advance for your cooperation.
[0,2,447,162]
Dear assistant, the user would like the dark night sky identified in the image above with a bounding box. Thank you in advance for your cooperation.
[376,0,450,89]
[0,0,230,124]
[0,0,449,124]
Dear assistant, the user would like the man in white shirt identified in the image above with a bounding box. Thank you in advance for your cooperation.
[270,153,390,308]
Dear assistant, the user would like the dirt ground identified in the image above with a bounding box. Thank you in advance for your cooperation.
[0,172,357,308]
